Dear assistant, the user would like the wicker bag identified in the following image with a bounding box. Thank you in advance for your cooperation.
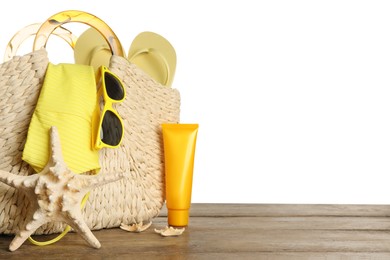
[0,10,180,235]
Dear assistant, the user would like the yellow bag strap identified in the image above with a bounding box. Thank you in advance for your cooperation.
[24,10,125,246]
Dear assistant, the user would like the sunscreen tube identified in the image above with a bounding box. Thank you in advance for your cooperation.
[162,123,199,227]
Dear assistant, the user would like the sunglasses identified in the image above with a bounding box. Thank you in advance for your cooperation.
[93,66,126,149]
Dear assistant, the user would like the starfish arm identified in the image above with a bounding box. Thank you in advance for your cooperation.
[37,126,68,176]
[65,210,101,249]
[48,126,65,166]
[0,170,38,190]
[77,172,125,190]
[9,211,48,251]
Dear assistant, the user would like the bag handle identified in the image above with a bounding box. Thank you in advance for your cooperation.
[4,23,77,62]
[33,10,124,57]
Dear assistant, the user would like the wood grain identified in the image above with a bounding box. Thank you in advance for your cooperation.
[0,203,389,259]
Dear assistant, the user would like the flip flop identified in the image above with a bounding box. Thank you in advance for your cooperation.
[128,31,176,87]
[74,27,113,73]
[74,29,176,87]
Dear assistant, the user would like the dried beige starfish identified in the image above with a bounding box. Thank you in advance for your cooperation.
[0,126,124,251]
[154,226,185,237]
[120,221,152,233]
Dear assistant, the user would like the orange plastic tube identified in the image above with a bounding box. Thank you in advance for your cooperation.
[162,123,199,227]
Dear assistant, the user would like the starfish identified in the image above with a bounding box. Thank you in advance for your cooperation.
[0,126,124,251]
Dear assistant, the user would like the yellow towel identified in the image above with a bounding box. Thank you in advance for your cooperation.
[23,63,100,173]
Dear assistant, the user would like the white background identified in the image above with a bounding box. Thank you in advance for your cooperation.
[1,1,390,204]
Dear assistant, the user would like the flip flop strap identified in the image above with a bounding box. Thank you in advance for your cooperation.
[130,48,171,86]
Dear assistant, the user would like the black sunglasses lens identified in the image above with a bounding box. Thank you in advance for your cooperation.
[104,72,125,100]
[101,110,123,146]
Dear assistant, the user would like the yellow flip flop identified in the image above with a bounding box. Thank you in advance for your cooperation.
[128,31,176,87]
[74,29,176,87]
[74,27,113,73]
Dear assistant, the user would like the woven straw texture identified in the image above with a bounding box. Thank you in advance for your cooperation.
[0,52,180,235]
[0,49,48,234]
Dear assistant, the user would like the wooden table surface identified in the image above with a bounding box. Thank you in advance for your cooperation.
[1,203,390,259]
